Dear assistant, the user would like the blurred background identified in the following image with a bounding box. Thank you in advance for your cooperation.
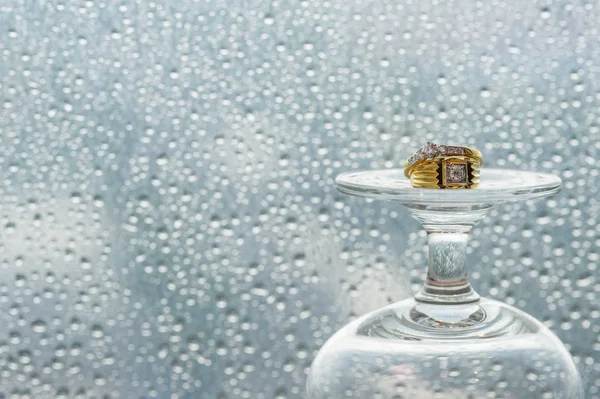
[0,0,597,397]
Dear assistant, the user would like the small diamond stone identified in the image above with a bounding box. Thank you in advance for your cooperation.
[446,163,467,184]
[408,142,440,167]
[423,142,438,158]
[445,146,465,155]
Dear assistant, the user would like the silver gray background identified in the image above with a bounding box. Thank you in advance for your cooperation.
[0,0,597,397]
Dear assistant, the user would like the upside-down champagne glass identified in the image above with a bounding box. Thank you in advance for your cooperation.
[307,169,583,399]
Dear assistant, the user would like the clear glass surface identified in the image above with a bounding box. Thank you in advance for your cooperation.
[334,168,562,204]
[307,169,584,399]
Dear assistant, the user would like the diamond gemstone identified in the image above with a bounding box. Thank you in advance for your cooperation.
[446,163,467,184]
[445,146,465,155]
[423,142,437,158]
[407,143,468,169]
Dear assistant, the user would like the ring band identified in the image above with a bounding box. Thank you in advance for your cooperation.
[404,142,482,189]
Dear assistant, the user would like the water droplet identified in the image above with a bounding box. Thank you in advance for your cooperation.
[31,320,47,333]
[156,154,169,166]
[540,7,551,19]
[264,14,274,25]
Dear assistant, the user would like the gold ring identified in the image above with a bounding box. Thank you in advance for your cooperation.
[404,142,482,189]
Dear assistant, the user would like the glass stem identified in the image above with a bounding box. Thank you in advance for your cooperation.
[415,231,479,304]
[407,205,490,305]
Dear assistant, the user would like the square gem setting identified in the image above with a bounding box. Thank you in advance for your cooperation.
[445,163,468,184]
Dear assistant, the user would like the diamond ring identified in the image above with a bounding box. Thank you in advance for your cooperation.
[403,142,483,189]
